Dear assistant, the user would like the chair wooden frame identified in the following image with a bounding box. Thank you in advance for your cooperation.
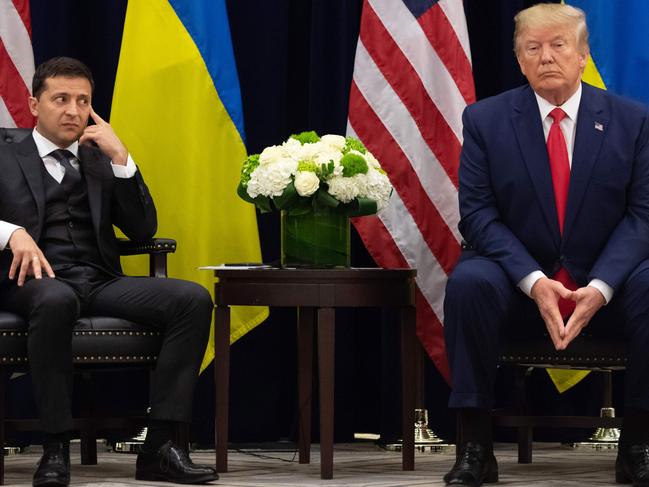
[490,335,626,463]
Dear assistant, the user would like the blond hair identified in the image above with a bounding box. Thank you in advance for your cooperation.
[514,3,589,54]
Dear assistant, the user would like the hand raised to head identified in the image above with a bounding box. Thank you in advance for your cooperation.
[79,106,129,165]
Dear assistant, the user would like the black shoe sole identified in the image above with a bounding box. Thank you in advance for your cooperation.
[444,470,498,486]
[33,479,69,487]
[135,471,219,484]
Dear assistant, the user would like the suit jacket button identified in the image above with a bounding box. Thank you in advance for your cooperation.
[68,221,74,228]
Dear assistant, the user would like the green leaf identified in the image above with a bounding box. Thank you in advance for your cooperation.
[254,195,273,213]
[237,182,255,203]
[316,188,340,208]
[272,181,299,210]
[286,197,314,216]
[345,197,377,217]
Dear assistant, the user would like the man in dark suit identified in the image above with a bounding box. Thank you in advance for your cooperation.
[443,4,649,486]
[0,57,218,486]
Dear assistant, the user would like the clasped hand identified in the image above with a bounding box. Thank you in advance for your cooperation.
[530,277,605,350]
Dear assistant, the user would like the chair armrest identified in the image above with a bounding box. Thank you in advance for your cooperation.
[117,238,177,256]
[118,238,177,278]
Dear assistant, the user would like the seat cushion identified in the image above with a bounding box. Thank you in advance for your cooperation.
[0,311,162,365]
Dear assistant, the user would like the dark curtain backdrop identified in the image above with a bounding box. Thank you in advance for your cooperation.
[17,0,611,445]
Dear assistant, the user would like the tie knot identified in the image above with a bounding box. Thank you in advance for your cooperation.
[549,107,567,124]
[48,149,76,168]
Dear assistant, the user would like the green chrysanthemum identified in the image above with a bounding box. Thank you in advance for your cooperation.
[290,130,321,145]
[297,160,319,172]
[343,136,367,154]
[240,154,260,187]
[340,152,368,177]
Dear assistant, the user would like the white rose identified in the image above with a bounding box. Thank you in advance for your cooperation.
[314,149,342,167]
[295,141,324,161]
[259,145,288,165]
[282,137,302,152]
[320,134,346,151]
[294,171,321,197]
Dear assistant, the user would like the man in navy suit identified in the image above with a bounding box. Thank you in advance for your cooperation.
[443,4,649,486]
[0,57,217,486]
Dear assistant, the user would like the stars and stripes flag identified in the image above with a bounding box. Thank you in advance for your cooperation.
[0,0,35,128]
[347,0,475,381]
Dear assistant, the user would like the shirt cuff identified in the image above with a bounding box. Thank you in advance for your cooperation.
[111,154,137,178]
[518,270,546,297]
[0,222,24,251]
[588,278,613,305]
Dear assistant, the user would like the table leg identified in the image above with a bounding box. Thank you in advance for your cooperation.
[297,307,315,464]
[214,304,231,473]
[317,307,335,479]
[401,305,416,471]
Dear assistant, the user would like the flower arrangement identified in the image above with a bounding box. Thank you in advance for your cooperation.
[237,131,392,216]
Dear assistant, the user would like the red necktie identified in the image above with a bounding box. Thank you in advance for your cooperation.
[547,107,577,318]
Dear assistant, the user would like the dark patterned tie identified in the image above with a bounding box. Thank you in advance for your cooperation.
[49,149,81,186]
[547,108,577,318]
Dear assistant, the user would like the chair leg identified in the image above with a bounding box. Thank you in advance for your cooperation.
[455,412,464,460]
[80,423,98,465]
[517,426,533,463]
[79,373,97,465]
[515,367,533,463]
[0,370,5,485]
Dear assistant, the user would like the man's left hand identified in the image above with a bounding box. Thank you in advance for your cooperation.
[79,107,129,165]
[560,286,606,349]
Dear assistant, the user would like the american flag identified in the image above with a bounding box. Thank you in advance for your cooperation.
[0,0,35,128]
[347,0,475,381]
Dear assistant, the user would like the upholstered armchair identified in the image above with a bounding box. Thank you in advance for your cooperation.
[0,127,176,484]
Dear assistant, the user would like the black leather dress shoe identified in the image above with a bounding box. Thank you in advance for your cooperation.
[33,442,70,487]
[616,443,649,486]
[443,442,498,487]
[135,441,218,484]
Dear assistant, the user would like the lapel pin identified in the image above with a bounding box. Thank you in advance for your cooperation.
[594,122,604,131]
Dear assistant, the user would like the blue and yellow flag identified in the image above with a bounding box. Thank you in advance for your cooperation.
[549,0,649,393]
[110,0,268,371]
[571,0,649,105]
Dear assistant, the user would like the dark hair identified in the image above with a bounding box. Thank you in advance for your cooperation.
[32,57,95,98]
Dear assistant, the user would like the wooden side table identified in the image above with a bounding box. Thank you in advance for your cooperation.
[212,267,417,479]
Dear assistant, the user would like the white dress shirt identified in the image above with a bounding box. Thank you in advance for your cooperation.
[0,128,138,250]
[517,84,613,304]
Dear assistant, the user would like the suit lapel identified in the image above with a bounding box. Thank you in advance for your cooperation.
[14,136,46,228]
[511,86,561,249]
[562,83,608,243]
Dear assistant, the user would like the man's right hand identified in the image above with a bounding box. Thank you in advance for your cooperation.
[8,228,54,286]
[530,277,574,350]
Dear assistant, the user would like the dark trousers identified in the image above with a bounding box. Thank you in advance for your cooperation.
[443,254,649,412]
[0,266,213,433]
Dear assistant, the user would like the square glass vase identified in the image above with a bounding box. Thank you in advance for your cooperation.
[280,205,350,268]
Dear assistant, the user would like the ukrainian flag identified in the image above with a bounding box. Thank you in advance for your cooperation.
[571,0,649,105]
[549,0,649,393]
[110,0,268,371]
